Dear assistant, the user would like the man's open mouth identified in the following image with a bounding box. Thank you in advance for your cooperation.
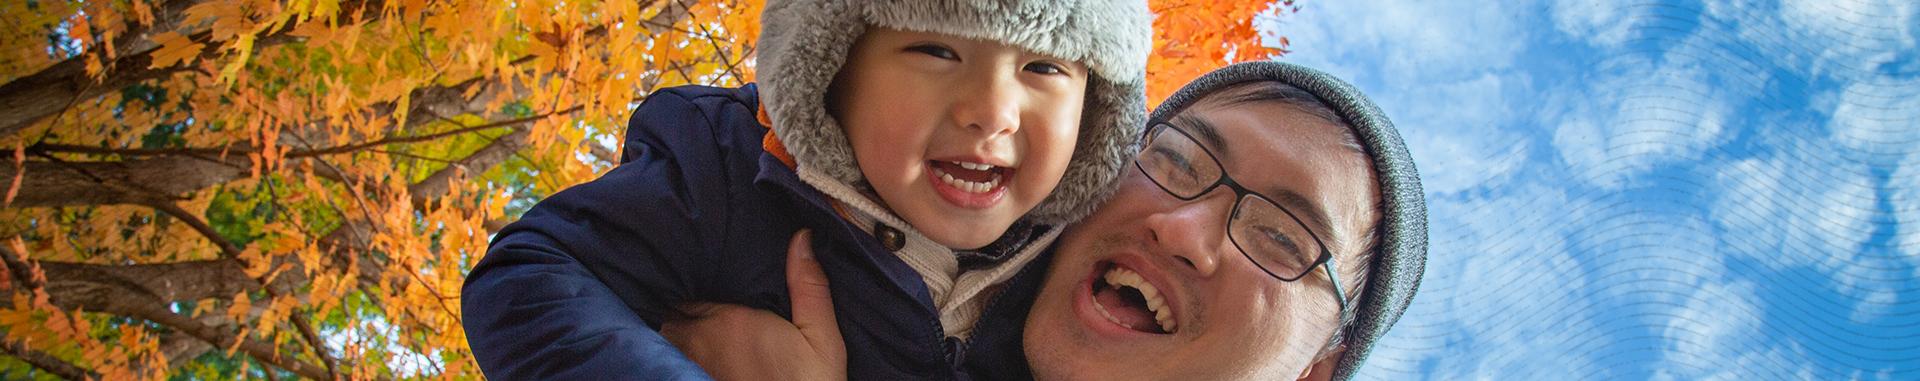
[1090,262,1176,334]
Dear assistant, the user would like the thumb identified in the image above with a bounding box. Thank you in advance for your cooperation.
[786,230,844,358]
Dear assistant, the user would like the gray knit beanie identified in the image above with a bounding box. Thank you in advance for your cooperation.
[755,0,1152,225]
[1149,61,1427,381]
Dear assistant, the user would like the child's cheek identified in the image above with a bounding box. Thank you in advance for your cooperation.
[1020,98,1086,199]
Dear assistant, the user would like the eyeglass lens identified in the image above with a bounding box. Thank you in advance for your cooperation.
[1138,123,1324,281]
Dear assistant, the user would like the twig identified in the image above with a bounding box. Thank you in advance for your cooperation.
[148,202,242,258]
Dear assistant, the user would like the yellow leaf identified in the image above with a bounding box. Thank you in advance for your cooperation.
[312,0,341,23]
[217,33,256,84]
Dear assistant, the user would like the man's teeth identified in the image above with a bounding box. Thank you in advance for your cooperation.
[935,166,1002,193]
[1103,267,1176,333]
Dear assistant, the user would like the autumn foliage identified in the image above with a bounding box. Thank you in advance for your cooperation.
[0,0,1290,379]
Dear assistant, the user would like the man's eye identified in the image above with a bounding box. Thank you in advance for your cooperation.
[1151,148,1202,183]
[1023,62,1066,75]
[1248,225,1305,263]
[906,45,959,60]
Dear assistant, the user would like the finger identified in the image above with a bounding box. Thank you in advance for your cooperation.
[784,230,843,358]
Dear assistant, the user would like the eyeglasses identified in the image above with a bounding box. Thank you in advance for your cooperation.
[1134,120,1350,312]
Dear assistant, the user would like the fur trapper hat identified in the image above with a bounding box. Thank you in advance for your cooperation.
[756,0,1153,224]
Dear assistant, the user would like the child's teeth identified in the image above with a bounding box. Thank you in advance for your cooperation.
[956,161,993,171]
[937,168,996,194]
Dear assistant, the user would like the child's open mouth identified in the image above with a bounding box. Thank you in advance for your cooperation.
[927,160,1011,209]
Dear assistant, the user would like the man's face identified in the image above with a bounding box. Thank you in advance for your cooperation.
[1025,94,1380,380]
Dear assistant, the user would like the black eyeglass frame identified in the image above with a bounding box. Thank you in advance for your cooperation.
[1134,119,1351,312]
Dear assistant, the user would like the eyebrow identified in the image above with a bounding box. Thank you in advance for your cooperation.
[1175,113,1345,254]
[1267,187,1343,256]
[1173,114,1230,160]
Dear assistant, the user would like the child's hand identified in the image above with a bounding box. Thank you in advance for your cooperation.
[662,230,847,381]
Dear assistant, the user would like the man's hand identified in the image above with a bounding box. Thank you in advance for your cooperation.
[661,230,847,381]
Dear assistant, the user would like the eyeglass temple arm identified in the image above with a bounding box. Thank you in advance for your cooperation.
[1325,259,1349,312]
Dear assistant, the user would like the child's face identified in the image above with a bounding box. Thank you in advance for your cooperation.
[831,28,1089,249]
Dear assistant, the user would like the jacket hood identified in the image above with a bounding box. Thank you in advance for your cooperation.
[1149,60,1427,381]
[755,0,1152,224]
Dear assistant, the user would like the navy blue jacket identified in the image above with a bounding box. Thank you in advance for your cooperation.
[461,84,1046,380]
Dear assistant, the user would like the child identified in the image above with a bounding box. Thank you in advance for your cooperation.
[461,0,1151,379]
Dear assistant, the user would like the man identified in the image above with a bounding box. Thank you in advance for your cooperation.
[666,61,1428,381]
[1019,61,1426,380]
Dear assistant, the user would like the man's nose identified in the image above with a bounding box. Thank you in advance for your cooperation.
[950,70,1022,137]
[1144,191,1234,277]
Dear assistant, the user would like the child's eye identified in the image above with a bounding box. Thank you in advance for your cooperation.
[906,44,959,60]
[1023,62,1067,75]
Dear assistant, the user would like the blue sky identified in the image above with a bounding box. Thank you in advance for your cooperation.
[1266,0,1919,379]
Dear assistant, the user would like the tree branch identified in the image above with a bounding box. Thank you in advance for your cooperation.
[0,38,177,142]
[145,200,340,378]
[47,279,332,380]
[148,202,243,258]
[583,138,619,165]
[321,125,531,294]
[0,155,249,208]
[0,240,45,294]
[4,78,533,209]
[157,331,214,372]
[29,65,566,167]
[0,240,94,381]
[289,313,338,380]
[406,126,532,206]
[0,0,387,141]
[0,338,97,381]
[1,242,331,380]
[36,260,257,305]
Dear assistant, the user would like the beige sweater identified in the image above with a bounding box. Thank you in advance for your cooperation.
[798,166,1060,340]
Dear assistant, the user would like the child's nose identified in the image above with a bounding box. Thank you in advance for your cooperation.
[950,73,1022,137]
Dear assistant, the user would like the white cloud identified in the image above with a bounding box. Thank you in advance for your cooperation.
[1547,53,1735,189]
[1549,0,1642,48]
[1273,0,1536,194]
[1362,182,1606,378]
[1827,75,1920,157]
[1850,285,1900,323]
[1890,157,1920,284]
[1664,280,1759,372]
[1706,126,1905,341]
[1708,138,1877,271]
[1659,279,1814,380]
[1705,0,1919,79]
[1777,0,1917,75]
[1394,73,1530,194]
[1403,128,1527,194]
[1584,212,1724,301]
[1279,0,1530,81]
[1269,1,1911,379]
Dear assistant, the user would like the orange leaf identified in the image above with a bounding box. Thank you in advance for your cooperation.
[147,31,206,68]
[5,141,21,207]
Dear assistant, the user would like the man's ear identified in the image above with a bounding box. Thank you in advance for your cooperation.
[1296,345,1347,381]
